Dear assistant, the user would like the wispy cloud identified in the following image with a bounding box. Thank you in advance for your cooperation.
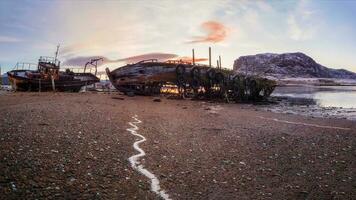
[62,53,178,66]
[173,56,208,63]
[62,56,110,66]
[117,53,178,63]
[0,36,22,43]
[287,0,320,41]
[256,1,273,12]
[1,0,355,72]
[187,21,228,43]
[61,43,92,55]
[54,1,222,57]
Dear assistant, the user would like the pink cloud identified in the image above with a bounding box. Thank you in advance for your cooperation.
[62,53,178,66]
[188,21,228,43]
[62,56,109,66]
[173,56,208,63]
[117,53,178,63]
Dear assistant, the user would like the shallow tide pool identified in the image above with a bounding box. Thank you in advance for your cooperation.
[272,86,356,108]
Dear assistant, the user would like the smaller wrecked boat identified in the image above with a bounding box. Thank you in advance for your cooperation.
[7,47,100,92]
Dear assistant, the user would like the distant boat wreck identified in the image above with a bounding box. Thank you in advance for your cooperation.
[7,46,100,92]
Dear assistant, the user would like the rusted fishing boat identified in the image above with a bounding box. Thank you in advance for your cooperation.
[106,49,277,102]
[7,47,100,92]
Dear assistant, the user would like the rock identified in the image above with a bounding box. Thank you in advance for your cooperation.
[38,123,49,126]
[51,150,59,153]
[112,96,125,100]
[153,98,161,102]
[10,182,17,191]
[233,52,356,79]
[127,92,135,97]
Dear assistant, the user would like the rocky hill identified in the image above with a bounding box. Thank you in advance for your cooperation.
[233,52,356,79]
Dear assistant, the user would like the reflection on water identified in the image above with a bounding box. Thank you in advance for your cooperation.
[272,86,356,108]
[315,92,356,108]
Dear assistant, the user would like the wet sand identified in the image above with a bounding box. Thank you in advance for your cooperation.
[0,92,355,199]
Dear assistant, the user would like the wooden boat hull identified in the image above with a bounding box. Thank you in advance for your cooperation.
[106,60,277,101]
[106,62,200,95]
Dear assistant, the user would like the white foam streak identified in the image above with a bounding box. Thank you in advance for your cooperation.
[127,115,171,200]
[259,116,350,130]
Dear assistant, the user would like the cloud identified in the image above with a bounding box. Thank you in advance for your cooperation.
[62,56,110,66]
[117,53,178,63]
[0,36,22,43]
[242,10,260,30]
[62,53,178,66]
[256,1,273,12]
[51,1,222,57]
[173,56,208,63]
[187,21,228,43]
[287,0,320,41]
[2,0,355,74]
[61,43,92,55]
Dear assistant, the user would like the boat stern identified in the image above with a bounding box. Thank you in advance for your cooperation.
[7,70,29,91]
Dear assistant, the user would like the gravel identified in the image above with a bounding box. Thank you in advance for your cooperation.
[0,92,355,199]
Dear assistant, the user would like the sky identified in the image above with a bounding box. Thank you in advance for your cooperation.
[0,0,356,73]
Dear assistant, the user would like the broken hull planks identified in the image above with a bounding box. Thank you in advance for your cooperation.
[108,63,179,83]
[106,61,277,100]
[106,62,212,93]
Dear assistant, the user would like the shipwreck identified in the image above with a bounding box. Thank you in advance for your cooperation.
[106,48,277,102]
[7,46,100,92]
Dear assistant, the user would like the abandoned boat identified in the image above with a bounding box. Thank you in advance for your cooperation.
[106,58,276,102]
[7,57,100,92]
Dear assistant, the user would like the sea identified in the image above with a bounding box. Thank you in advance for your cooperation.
[268,85,356,120]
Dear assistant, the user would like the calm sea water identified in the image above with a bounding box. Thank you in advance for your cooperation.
[272,86,356,108]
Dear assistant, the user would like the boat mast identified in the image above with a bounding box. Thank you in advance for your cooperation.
[192,49,195,65]
[209,47,211,67]
[54,44,60,63]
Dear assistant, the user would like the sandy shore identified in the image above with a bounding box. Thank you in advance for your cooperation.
[0,92,355,199]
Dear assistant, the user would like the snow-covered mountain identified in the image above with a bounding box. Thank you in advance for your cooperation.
[233,52,356,80]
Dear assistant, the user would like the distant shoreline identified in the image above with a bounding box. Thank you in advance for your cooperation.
[275,77,356,87]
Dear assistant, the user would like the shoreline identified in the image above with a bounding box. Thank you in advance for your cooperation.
[262,96,356,121]
[1,88,356,121]
[0,92,355,199]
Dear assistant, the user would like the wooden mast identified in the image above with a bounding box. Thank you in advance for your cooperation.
[192,49,195,65]
[209,47,211,67]
[219,55,222,69]
[54,44,60,63]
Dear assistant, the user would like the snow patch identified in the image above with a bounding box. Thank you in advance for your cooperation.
[258,116,350,130]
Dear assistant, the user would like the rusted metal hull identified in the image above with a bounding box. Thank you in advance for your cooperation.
[7,70,100,92]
